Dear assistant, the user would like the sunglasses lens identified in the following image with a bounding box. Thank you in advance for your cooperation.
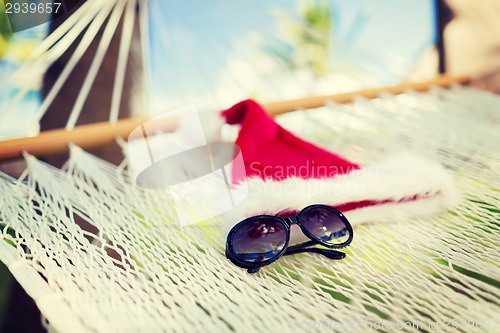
[231,217,287,263]
[299,206,351,246]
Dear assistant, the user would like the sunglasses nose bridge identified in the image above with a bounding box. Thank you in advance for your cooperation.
[287,216,299,225]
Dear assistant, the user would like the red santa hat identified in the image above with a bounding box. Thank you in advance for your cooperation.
[220,99,459,240]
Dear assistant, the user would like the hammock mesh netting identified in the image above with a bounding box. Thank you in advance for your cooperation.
[0,85,499,332]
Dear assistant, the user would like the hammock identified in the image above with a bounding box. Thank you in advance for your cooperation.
[1,83,499,332]
[0,1,499,332]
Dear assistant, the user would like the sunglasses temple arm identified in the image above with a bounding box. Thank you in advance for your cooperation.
[285,240,317,252]
[247,267,260,274]
[284,242,346,260]
[247,255,265,274]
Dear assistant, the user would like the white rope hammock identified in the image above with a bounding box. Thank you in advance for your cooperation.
[0,1,499,332]
[1,85,499,332]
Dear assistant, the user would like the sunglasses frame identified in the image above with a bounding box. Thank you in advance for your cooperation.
[225,204,353,273]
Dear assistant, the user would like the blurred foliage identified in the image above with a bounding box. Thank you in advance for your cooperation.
[0,3,13,58]
[0,4,41,62]
[8,39,39,61]
[264,0,333,76]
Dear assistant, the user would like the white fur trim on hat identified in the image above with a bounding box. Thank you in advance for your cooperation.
[221,153,460,241]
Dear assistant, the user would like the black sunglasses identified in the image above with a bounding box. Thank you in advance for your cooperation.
[225,204,353,273]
